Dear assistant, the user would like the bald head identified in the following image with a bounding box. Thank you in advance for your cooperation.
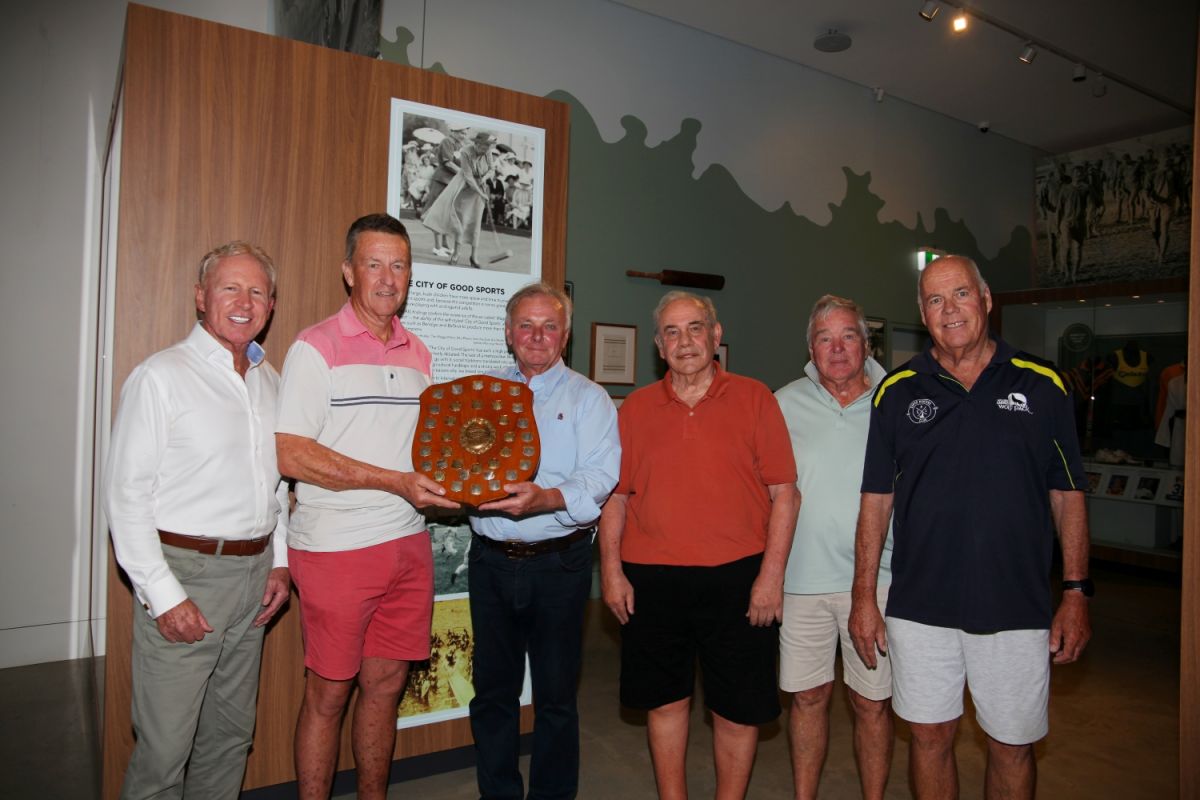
[917,256,987,308]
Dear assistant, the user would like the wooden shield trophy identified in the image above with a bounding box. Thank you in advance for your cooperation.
[412,375,541,505]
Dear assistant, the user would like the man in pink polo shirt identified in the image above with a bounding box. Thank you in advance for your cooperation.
[276,214,459,800]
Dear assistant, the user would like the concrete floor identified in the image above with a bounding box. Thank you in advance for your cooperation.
[1,562,1179,798]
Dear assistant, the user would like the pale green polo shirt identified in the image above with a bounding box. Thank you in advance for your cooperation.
[775,357,892,594]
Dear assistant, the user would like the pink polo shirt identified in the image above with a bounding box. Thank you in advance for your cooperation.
[277,302,433,552]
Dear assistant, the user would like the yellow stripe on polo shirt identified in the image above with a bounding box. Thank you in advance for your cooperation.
[873,370,917,407]
[1012,358,1067,394]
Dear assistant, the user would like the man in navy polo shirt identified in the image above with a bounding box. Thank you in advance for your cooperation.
[849,255,1092,799]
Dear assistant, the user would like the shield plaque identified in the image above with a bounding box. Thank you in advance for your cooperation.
[412,374,541,505]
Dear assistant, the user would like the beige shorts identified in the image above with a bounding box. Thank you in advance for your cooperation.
[779,585,892,701]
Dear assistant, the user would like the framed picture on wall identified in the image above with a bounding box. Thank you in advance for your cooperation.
[716,343,729,370]
[865,317,887,364]
[591,323,637,384]
[1084,468,1105,495]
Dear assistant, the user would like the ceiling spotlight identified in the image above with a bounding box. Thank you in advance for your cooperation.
[813,29,852,53]
[1018,43,1037,64]
[874,87,886,102]
[952,12,968,32]
[1072,63,1087,82]
[1092,74,1107,98]
[919,1,940,21]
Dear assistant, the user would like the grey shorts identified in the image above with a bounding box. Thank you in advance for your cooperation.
[886,616,1050,745]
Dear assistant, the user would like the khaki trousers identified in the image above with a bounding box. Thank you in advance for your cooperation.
[121,544,271,800]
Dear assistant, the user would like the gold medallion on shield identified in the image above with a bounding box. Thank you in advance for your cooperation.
[412,374,541,505]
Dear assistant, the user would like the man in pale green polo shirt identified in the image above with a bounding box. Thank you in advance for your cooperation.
[774,294,894,800]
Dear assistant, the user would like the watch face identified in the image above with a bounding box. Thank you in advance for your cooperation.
[1064,579,1095,597]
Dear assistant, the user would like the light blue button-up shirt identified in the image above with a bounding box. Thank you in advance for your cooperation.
[469,359,621,543]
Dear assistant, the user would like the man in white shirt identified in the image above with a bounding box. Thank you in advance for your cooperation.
[105,241,291,800]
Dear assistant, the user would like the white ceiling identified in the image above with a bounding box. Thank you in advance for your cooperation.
[614,0,1196,154]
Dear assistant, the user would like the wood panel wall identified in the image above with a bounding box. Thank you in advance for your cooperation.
[101,5,565,796]
[1180,34,1200,796]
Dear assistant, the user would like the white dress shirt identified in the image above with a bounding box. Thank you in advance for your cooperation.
[104,323,288,617]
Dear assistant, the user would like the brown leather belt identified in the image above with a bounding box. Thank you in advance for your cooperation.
[158,529,272,557]
[474,528,593,559]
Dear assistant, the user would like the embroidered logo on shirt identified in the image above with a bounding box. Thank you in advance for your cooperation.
[906,399,938,424]
[996,392,1032,414]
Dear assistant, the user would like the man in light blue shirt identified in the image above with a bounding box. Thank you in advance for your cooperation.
[774,294,894,800]
[468,282,620,800]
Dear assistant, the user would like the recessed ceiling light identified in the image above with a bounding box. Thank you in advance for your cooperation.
[952,12,968,32]
[1132,295,1140,299]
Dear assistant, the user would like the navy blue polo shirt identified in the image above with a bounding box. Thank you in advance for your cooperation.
[861,337,1085,633]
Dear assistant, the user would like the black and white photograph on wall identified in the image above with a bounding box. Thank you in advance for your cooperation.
[430,519,472,595]
[1106,473,1130,497]
[1034,125,1191,287]
[387,99,547,383]
[387,98,545,276]
[1085,470,1104,494]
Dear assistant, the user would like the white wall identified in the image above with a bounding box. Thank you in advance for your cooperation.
[0,0,274,668]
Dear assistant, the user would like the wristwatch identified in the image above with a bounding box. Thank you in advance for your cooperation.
[1062,578,1095,598]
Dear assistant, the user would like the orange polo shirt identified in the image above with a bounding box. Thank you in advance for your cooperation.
[615,367,796,566]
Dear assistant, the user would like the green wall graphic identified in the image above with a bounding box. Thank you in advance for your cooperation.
[382,29,1034,390]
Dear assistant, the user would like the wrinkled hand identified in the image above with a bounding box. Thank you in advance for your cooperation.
[849,595,888,669]
[602,568,635,625]
[1049,592,1091,664]
[156,598,213,644]
[393,471,461,510]
[476,483,562,517]
[253,567,291,627]
[746,574,783,627]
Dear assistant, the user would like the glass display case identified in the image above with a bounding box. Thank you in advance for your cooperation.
[992,278,1187,570]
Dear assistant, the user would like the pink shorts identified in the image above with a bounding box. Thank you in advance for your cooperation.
[289,532,434,680]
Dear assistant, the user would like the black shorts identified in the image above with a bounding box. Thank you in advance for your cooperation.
[619,553,780,725]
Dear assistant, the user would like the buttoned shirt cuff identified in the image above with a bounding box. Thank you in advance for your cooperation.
[271,481,289,569]
[552,483,601,529]
[141,575,189,619]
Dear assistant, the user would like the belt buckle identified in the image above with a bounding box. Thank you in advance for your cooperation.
[500,539,528,559]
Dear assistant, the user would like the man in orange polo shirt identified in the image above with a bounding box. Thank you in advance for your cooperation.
[600,291,800,799]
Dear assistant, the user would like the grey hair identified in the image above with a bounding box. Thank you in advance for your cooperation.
[806,294,868,350]
[652,290,718,338]
[506,281,573,330]
[197,241,277,297]
[917,255,989,307]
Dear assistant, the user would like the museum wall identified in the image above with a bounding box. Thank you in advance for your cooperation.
[2,0,1039,667]
[380,0,1040,390]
